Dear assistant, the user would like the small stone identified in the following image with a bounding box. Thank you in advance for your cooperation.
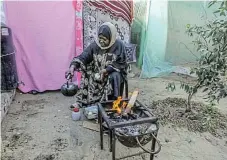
[78,141,83,146]
[205,136,212,143]
[185,137,192,143]
[4,141,10,147]
[141,91,145,95]
[165,138,170,143]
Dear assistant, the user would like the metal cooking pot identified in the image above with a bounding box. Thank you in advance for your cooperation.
[61,77,78,97]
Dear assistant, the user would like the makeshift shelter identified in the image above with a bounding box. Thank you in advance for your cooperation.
[2,0,217,93]
[4,1,76,93]
[2,1,134,93]
[132,0,221,78]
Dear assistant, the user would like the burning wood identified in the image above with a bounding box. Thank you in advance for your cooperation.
[111,96,125,114]
[123,89,139,115]
[110,89,139,117]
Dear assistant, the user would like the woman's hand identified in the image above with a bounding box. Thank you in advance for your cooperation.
[101,69,107,74]
[65,65,75,79]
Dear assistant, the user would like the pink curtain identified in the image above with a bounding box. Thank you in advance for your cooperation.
[5,1,76,93]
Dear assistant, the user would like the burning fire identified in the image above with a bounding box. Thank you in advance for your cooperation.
[112,97,127,114]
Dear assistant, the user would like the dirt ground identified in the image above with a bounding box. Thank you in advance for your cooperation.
[1,76,227,160]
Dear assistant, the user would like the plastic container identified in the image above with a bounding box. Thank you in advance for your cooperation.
[84,105,98,120]
[72,108,81,121]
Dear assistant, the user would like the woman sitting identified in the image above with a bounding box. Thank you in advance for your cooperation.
[66,22,127,108]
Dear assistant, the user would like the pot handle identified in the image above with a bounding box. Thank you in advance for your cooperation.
[66,75,73,87]
[66,74,72,80]
[136,133,161,154]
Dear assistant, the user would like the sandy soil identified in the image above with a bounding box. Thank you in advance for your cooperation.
[1,76,227,160]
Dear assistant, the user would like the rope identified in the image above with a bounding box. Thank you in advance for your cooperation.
[1,51,15,58]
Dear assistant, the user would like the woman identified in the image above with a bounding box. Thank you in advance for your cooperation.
[66,22,127,108]
[82,1,133,48]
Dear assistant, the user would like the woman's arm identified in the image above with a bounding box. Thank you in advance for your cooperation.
[70,42,96,70]
[106,40,127,74]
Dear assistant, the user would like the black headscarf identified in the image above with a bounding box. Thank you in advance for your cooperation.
[98,25,112,41]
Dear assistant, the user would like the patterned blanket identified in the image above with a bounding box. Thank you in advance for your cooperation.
[87,0,133,24]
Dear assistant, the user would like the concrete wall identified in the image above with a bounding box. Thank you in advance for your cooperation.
[165,1,217,65]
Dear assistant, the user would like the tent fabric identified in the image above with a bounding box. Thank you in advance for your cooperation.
[131,0,149,68]
[5,1,76,93]
[87,0,133,24]
[140,0,175,78]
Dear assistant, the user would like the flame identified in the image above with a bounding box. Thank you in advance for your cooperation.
[122,102,127,109]
[111,97,127,114]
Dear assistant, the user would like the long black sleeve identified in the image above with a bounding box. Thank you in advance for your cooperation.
[106,40,127,74]
[70,42,96,68]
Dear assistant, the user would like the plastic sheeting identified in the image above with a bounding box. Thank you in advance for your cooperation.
[5,1,76,93]
[140,0,174,78]
[133,0,222,78]
[131,0,149,68]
